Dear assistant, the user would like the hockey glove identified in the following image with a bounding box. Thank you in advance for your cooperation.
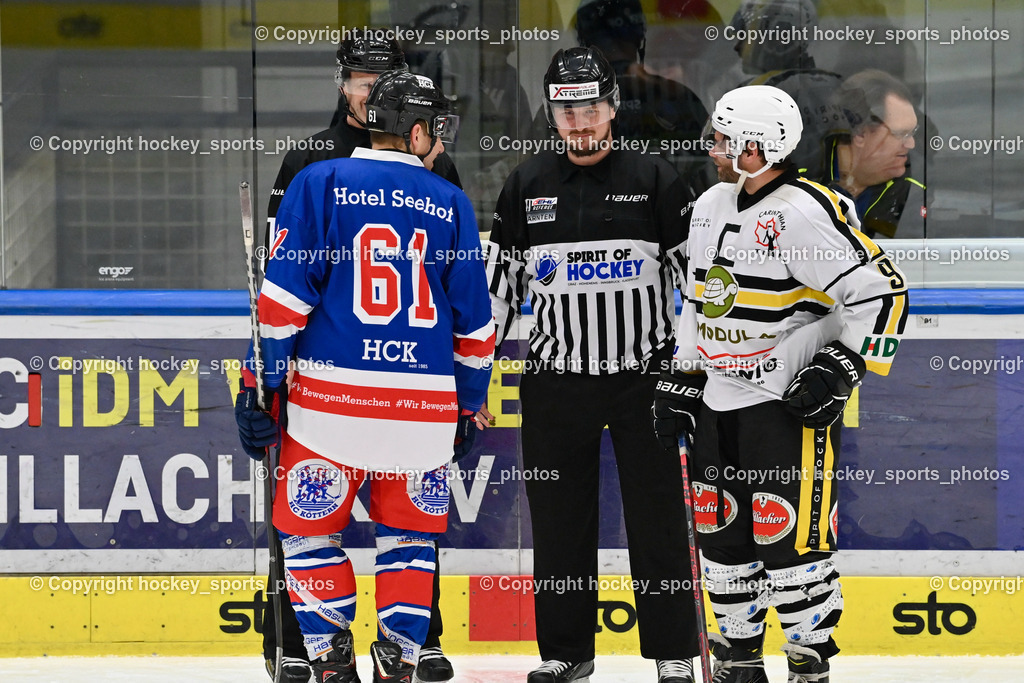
[782,341,866,428]
[234,378,280,460]
[452,409,479,463]
[652,371,708,452]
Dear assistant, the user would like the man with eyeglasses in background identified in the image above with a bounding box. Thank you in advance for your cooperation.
[821,69,926,239]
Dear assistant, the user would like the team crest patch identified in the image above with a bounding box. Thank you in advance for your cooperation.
[752,492,796,544]
[409,464,450,516]
[288,459,348,521]
[702,265,738,319]
[829,502,839,543]
[754,217,781,250]
[692,483,737,533]
[525,197,557,224]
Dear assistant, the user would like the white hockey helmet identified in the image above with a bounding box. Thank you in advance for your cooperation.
[710,85,803,180]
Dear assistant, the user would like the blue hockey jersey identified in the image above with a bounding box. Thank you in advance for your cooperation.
[253,147,494,472]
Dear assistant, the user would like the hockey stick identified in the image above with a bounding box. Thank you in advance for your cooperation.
[240,180,284,683]
[679,435,712,683]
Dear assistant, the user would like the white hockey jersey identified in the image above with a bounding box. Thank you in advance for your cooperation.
[676,169,908,411]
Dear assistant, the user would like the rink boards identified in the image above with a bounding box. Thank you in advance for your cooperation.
[0,574,1021,657]
[0,289,1022,655]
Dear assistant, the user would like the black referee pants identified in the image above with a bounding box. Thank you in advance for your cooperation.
[520,349,698,662]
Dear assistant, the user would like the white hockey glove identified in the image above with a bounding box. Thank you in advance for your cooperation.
[652,371,707,451]
[782,341,866,428]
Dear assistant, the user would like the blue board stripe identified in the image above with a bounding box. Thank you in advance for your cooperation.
[0,288,1021,316]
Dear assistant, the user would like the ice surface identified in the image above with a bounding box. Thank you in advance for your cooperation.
[0,654,1022,682]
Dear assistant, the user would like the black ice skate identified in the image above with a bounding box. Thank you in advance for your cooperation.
[265,655,313,683]
[370,640,415,683]
[310,629,361,683]
[526,659,595,683]
[708,633,767,683]
[782,643,830,683]
[415,646,454,682]
[657,658,694,682]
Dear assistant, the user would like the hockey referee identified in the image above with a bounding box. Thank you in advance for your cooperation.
[484,46,700,683]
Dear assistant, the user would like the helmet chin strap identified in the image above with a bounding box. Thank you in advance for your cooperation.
[730,151,773,193]
[348,106,368,128]
[401,131,437,163]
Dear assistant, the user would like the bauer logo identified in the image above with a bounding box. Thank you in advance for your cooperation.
[752,492,796,544]
[525,197,557,224]
[548,81,600,101]
[409,464,450,516]
[288,459,347,520]
[692,483,737,533]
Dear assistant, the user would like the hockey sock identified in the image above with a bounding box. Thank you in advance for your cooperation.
[703,558,771,650]
[375,523,439,665]
[766,558,843,657]
[279,532,357,660]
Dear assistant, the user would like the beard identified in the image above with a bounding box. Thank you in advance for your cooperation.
[567,128,610,157]
[715,159,741,183]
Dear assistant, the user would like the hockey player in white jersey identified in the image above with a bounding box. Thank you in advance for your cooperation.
[235,70,494,683]
[652,85,908,683]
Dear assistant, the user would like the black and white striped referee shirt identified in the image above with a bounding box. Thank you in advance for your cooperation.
[485,149,693,375]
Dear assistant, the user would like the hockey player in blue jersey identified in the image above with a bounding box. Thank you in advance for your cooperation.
[235,70,494,683]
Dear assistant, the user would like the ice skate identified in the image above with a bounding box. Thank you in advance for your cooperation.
[310,629,360,683]
[265,655,314,683]
[657,658,694,682]
[370,640,415,683]
[782,643,830,682]
[708,633,767,683]
[526,658,595,682]
[414,646,454,682]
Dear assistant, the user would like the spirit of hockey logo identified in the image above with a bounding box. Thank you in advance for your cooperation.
[409,465,450,516]
[288,459,347,520]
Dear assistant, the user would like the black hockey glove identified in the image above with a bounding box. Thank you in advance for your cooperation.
[234,378,280,460]
[782,341,866,428]
[452,408,479,463]
[652,371,708,452]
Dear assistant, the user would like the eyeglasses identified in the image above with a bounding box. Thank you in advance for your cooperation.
[875,118,918,143]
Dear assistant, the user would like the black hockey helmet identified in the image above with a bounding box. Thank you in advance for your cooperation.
[574,0,647,64]
[335,29,407,76]
[365,70,460,144]
[543,46,619,128]
[729,0,815,74]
